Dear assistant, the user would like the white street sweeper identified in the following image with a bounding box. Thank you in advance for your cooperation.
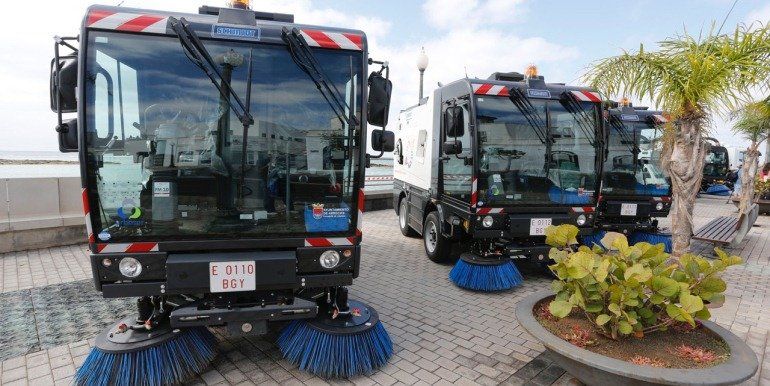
[393,66,605,291]
[50,1,396,383]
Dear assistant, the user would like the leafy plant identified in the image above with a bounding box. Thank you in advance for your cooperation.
[756,177,770,199]
[674,345,721,364]
[545,224,741,340]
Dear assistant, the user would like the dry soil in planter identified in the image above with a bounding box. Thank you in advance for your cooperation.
[534,298,730,369]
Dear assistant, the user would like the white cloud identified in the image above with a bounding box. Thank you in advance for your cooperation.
[422,0,526,30]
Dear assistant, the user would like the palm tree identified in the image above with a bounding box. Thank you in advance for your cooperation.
[586,23,770,257]
[732,98,770,216]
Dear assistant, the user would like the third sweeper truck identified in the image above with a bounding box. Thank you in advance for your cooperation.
[50,1,396,384]
[583,98,673,251]
[393,66,605,291]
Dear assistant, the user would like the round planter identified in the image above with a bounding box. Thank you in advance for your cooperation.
[516,290,758,386]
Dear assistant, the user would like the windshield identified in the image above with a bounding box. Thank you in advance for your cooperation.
[84,31,363,242]
[704,148,729,177]
[476,95,600,206]
[602,117,670,196]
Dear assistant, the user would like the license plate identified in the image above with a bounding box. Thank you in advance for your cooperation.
[620,203,638,216]
[209,261,256,293]
[530,218,552,236]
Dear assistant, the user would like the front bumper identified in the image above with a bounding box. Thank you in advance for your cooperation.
[91,246,360,298]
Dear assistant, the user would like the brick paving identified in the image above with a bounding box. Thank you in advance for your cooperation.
[0,196,768,385]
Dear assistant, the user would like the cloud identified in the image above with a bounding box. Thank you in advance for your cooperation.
[422,0,526,29]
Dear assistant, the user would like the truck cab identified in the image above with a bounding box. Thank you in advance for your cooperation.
[394,68,604,265]
[50,3,394,344]
[598,101,672,234]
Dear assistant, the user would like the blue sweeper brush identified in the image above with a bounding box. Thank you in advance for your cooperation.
[449,253,523,292]
[583,230,671,253]
[74,318,217,386]
[277,299,393,378]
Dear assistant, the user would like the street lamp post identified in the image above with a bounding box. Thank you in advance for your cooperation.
[416,47,429,101]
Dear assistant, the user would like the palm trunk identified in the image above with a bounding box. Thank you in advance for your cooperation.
[739,144,760,216]
[662,118,708,257]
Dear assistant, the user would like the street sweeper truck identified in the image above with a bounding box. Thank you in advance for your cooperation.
[50,2,396,383]
[393,66,605,291]
[582,99,673,252]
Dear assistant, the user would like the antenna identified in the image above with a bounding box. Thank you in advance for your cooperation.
[464,65,468,78]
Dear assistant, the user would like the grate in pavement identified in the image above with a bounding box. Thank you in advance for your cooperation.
[0,279,132,362]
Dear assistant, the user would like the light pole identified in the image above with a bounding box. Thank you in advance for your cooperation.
[416,47,429,101]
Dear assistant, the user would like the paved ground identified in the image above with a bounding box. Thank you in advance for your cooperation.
[0,195,768,386]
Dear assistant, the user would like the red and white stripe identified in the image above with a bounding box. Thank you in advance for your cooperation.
[473,84,509,96]
[299,29,363,51]
[570,90,602,103]
[364,176,393,181]
[87,10,168,34]
[356,189,365,237]
[652,114,669,123]
[304,237,356,247]
[470,178,478,208]
[571,206,595,213]
[651,196,672,203]
[82,189,95,244]
[476,208,505,215]
[96,242,159,254]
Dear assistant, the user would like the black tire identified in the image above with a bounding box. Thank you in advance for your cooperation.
[398,198,418,237]
[423,211,451,263]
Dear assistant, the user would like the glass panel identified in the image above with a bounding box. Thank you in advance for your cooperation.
[603,117,670,196]
[442,104,473,201]
[84,32,362,242]
[476,96,599,206]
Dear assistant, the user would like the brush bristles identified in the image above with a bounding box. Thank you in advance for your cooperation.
[583,230,672,253]
[277,319,393,378]
[449,259,523,292]
[629,232,672,253]
[74,327,217,386]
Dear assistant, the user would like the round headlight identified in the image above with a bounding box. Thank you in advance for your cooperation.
[119,257,142,278]
[482,215,494,228]
[319,250,340,269]
[655,202,664,211]
[576,214,587,226]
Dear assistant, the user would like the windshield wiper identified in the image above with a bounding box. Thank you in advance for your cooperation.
[608,116,642,177]
[507,88,549,144]
[169,17,255,204]
[561,94,598,147]
[281,27,358,131]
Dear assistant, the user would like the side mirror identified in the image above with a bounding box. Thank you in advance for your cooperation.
[57,118,78,152]
[444,106,464,137]
[50,56,78,113]
[443,140,462,155]
[371,130,395,152]
[367,71,392,127]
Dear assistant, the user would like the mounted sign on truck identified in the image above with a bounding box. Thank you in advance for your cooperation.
[583,99,673,251]
[50,2,394,384]
[393,66,605,292]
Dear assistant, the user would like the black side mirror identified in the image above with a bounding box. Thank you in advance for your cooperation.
[443,140,462,155]
[50,56,78,113]
[367,71,392,127]
[57,118,78,152]
[371,130,395,152]
[444,106,464,137]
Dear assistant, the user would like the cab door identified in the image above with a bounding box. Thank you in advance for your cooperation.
[439,99,474,210]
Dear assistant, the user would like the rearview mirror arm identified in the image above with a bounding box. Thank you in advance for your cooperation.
[53,36,78,132]
[368,58,390,160]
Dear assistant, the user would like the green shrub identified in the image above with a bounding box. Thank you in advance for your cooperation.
[544,225,741,340]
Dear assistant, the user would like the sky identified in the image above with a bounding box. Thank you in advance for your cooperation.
[0,0,768,152]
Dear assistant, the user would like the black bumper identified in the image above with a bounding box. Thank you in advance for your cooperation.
[92,246,359,298]
[169,297,318,328]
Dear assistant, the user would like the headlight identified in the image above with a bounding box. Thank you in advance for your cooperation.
[482,215,494,228]
[319,250,340,269]
[576,214,587,226]
[119,257,142,278]
[655,202,664,211]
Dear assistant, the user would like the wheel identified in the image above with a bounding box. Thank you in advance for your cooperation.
[398,198,418,237]
[423,211,451,263]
